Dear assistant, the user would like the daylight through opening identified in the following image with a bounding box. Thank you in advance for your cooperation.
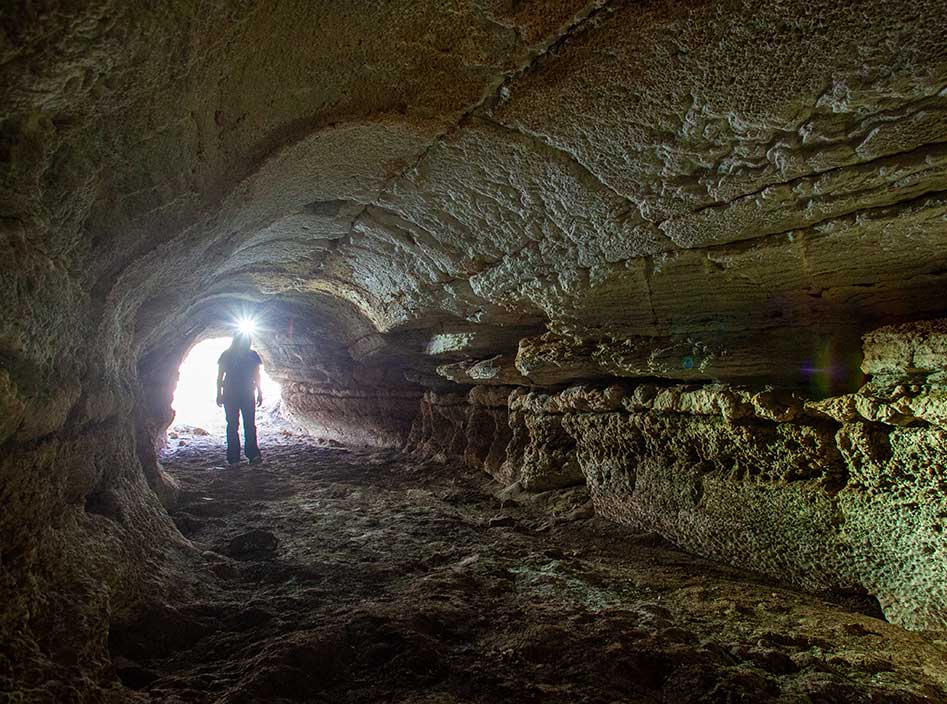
[171,337,281,433]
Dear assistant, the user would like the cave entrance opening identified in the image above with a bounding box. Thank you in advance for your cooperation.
[170,337,281,435]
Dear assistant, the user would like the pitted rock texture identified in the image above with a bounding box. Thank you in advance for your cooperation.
[530,331,947,630]
[507,388,588,491]
[409,320,947,631]
[407,386,588,492]
[4,1,947,699]
[862,319,947,378]
[412,320,947,629]
[408,388,515,483]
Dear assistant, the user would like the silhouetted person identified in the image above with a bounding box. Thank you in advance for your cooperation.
[216,333,263,468]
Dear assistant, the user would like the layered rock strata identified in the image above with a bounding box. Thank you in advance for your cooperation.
[281,383,421,447]
[408,387,514,481]
[410,320,947,631]
[4,0,947,698]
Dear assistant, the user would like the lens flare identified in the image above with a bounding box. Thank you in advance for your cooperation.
[237,316,257,335]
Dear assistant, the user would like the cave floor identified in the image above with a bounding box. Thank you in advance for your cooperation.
[112,428,947,703]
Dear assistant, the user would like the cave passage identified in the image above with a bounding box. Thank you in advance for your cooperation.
[4,1,947,702]
[171,336,282,434]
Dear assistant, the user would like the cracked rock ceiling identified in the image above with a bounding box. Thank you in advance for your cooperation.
[3,0,947,395]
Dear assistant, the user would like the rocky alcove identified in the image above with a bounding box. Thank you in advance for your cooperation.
[2,1,947,701]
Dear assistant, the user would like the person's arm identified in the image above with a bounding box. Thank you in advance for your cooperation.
[216,364,225,407]
[254,363,263,407]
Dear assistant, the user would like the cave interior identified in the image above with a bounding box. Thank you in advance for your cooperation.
[2,1,947,702]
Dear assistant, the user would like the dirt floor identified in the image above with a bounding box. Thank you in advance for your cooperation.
[110,423,947,703]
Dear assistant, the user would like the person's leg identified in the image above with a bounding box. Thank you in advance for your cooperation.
[241,394,260,461]
[224,400,241,465]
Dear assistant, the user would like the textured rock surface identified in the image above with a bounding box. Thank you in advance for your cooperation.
[142,438,947,703]
[3,0,947,698]
[407,388,515,482]
[544,324,947,630]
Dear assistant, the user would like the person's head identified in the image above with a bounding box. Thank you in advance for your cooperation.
[231,332,251,351]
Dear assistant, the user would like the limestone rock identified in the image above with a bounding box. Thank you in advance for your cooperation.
[862,319,947,376]
[407,388,515,483]
[4,1,947,697]
[516,412,584,491]
[436,355,531,386]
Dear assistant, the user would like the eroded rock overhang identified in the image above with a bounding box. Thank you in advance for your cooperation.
[412,320,947,630]
[6,1,947,396]
[2,1,947,690]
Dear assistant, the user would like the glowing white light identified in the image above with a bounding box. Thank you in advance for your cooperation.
[171,337,280,432]
[237,316,257,335]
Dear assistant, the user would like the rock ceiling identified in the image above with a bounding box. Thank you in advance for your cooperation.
[4,0,947,393]
[3,6,947,696]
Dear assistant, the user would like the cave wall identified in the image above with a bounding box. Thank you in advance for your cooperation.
[239,299,423,447]
[3,0,947,697]
[407,387,516,481]
[0,350,205,698]
[407,319,947,631]
[567,320,947,631]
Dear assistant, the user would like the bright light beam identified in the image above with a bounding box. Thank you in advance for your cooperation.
[237,316,257,335]
[171,337,281,431]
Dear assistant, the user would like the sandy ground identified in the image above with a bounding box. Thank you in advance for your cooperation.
[112,423,947,703]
